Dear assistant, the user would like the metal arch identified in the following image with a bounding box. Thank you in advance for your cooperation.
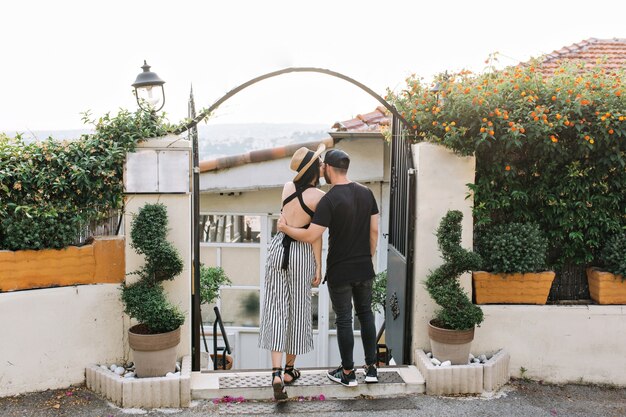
[173,67,413,135]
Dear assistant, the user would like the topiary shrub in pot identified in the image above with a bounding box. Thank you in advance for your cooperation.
[121,203,185,377]
[199,265,233,369]
[426,210,483,364]
[586,232,626,304]
[473,222,554,304]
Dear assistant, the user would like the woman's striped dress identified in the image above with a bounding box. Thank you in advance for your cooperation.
[258,231,315,355]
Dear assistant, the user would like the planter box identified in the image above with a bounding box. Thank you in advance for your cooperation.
[472,271,555,304]
[587,268,626,304]
[86,355,191,408]
[415,349,510,395]
[0,236,125,292]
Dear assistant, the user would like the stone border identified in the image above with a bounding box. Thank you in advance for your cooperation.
[86,355,191,408]
[415,349,509,395]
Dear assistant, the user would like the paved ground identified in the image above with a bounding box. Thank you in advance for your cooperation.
[1,380,624,417]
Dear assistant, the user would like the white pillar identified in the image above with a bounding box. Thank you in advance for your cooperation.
[410,142,476,361]
[124,135,192,360]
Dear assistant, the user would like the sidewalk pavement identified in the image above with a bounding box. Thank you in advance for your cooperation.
[1,380,624,417]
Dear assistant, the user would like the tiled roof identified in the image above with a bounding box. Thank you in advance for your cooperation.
[199,107,389,173]
[199,137,335,173]
[331,106,390,132]
[538,38,626,75]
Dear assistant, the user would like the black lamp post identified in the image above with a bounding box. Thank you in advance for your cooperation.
[132,60,166,112]
[131,61,202,372]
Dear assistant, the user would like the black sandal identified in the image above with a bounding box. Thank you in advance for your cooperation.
[284,364,301,384]
[271,367,288,401]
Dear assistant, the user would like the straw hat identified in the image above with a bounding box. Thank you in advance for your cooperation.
[290,143,326,181]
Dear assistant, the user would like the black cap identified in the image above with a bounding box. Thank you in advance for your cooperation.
[324,149,350,169]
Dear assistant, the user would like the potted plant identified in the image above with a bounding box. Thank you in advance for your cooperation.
[199,265,233,369]
[121,203,185,377]
[473,222,555,304]
[426,210,483,365]
[587,232,626,304]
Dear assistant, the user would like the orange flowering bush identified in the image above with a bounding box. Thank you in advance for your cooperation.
[388,62,626,267]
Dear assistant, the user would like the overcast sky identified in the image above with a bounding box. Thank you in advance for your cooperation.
[1,0,624,132]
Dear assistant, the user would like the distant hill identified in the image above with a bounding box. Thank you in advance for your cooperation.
[4,123,330,161]
[194,123,329,160]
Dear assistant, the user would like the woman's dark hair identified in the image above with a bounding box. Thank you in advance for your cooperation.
[294,158,320,188]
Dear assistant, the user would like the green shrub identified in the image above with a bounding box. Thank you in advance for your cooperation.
[199,265,232,305]
[371,270,387,314]
[475,222,549,273]
[0,109,170,251]
[121,203,184,334]
[425,210,483,330]
[388,62,626,268]
[598,232,626,278]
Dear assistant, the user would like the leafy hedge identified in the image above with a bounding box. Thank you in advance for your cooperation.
[598,232,626,278]
[389,61,626,268]
[475,222,549,273]
[0,110,169,250]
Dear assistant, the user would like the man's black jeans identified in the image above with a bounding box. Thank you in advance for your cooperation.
[328,279,377,371]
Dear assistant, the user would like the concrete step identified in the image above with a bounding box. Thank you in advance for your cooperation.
[191,365,425,401]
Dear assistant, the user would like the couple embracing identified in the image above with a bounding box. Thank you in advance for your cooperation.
[258,144,380,401]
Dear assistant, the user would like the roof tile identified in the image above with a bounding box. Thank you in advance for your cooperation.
[538,38,626,75]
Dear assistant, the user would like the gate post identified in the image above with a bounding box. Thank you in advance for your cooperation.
[123,135,193,361]
[409,142,475,362]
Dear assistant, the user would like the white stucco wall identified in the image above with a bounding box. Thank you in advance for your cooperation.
[473,305,626,385]
[410,142,476,358]
[0,285,125,397]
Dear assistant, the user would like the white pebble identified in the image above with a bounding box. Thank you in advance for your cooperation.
[469,353,475,360]
[426,352,433,358]
[110,364,118,372]
[114,367,125,375]
[440,360,451,367]
[478,354,487,363]
[124,372,136,378]
[100,365,108,370]
[165,372,175,377]
[431,358,441,366]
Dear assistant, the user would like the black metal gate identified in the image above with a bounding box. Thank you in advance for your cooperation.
[385,116,416,365]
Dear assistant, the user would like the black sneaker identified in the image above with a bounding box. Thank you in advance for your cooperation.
[364,364,378,383]
[327,366,357,387]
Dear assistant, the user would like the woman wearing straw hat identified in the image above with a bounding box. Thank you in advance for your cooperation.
[258,143,326,401]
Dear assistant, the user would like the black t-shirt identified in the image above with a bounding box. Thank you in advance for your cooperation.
[312,182,379,286]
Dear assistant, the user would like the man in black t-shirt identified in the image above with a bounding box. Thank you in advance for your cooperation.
[278,149,380,387]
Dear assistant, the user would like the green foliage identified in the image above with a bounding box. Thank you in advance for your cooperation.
[0,109,170,250]
[121,203,184,334]
[475,222,549,273]
[388,62,626,268]
[371,270,387,314]
[598,232,626,278]
[425,211,483,330]
[199,265,232,305]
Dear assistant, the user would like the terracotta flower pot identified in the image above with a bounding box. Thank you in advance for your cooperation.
[586,268,626,304]
[128,325,181,377]
[472,271,555,304]
[427,320,474,365]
